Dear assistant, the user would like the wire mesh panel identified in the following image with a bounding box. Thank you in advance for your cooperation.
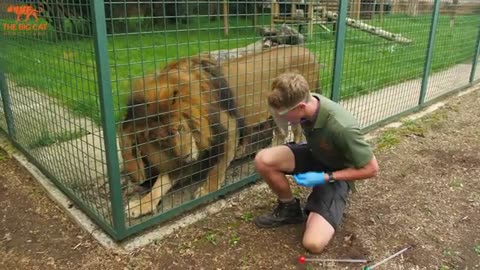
[0,0,480,240]
[112,0,326,231]
[425,0,480,102]
[0,0,117,235]
[338,0,430,128]
[338,0,480,129]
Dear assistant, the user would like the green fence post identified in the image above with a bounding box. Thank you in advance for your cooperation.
[0,71,16,139]
[331,0,348,102]
[469,23,480,84]
[418,0,441,106]
[90,0,126,238]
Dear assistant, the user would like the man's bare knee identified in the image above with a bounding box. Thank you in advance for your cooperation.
[302,212,335,254]
[302,237,331,254]
[254,149,274,172]
[255,145,294,170]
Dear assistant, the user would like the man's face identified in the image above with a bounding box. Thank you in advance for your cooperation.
[272,101,306,125]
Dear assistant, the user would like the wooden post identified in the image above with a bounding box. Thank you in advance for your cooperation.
[379,0,384,23]
[351,0,361,19]
[408,0,418,16]
[271,0,277,27]
[223,0,229,36]
[307,0,314,36]
[448,0,459,28]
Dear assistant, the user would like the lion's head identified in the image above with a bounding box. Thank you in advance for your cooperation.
[130,64,214,165]
[145,114,200,164]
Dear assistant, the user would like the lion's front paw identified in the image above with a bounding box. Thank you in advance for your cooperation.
[124,183,148,196]
[271,133,286,147]
[126,197,155,219]
[193,187,208,199]
[235,144,247,158]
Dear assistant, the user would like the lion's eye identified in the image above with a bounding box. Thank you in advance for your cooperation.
[169,128,179,136]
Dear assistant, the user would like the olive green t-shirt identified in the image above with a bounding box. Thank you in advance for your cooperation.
[301,93,373,189]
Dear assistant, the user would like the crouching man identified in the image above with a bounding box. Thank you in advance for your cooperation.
[254,72,379,253]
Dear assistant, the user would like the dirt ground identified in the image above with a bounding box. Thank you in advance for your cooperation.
[1,88,480,270]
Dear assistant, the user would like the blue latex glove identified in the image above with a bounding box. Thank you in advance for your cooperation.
[293,172,326,187]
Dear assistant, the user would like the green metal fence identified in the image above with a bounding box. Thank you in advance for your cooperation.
[0,0,479,241]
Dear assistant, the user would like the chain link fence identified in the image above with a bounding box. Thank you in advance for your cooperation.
[0,0,479,240]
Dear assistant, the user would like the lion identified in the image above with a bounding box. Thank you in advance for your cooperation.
[222,45,320,154]
[121,45,320,218]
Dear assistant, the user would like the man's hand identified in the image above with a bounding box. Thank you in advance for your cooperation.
[293,172,325,187]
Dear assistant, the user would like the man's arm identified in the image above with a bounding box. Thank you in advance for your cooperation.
[326,155,379,182]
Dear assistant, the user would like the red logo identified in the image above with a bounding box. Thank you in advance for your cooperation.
[3,5,48,33]
[7,5,43,22]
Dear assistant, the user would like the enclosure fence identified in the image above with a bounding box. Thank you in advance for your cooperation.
[0,0,479,241]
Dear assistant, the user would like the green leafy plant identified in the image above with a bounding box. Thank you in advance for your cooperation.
[205,232,217,245]
[228,233,240,246]
[376,130,401,150]
[443,248,453,257]
[474,244,480,255]
[240,212,253,222]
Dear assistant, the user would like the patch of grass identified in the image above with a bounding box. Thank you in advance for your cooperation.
[228,232,240,247]
[474,244,480,255]
[421,110,449,130]
[27,129,88,149]
[240,212,253,222]
[205,231,217,246]
[449,180,463,189]
[443,248,454,257]
[376,130,401,150]
[375,109,450,150]
[227,220,241,228]
[399,119,426,137]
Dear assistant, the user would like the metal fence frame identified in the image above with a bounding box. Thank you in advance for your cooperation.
[0,0,479,241]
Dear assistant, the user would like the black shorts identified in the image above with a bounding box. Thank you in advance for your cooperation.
[286,143,350,230]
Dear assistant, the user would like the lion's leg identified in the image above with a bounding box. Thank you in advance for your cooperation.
[235,126,250,158]
[126,173,173,218]
[271,113,288,146]
[120,131,146,185]
[235,142,247,158]
[119,132,147,195]
[272,127,287,146]
[291,124,304,143]
[123,150,146,184]
[195,112,238,197]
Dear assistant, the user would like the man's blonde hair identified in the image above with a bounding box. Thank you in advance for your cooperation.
[268,72,310,110]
